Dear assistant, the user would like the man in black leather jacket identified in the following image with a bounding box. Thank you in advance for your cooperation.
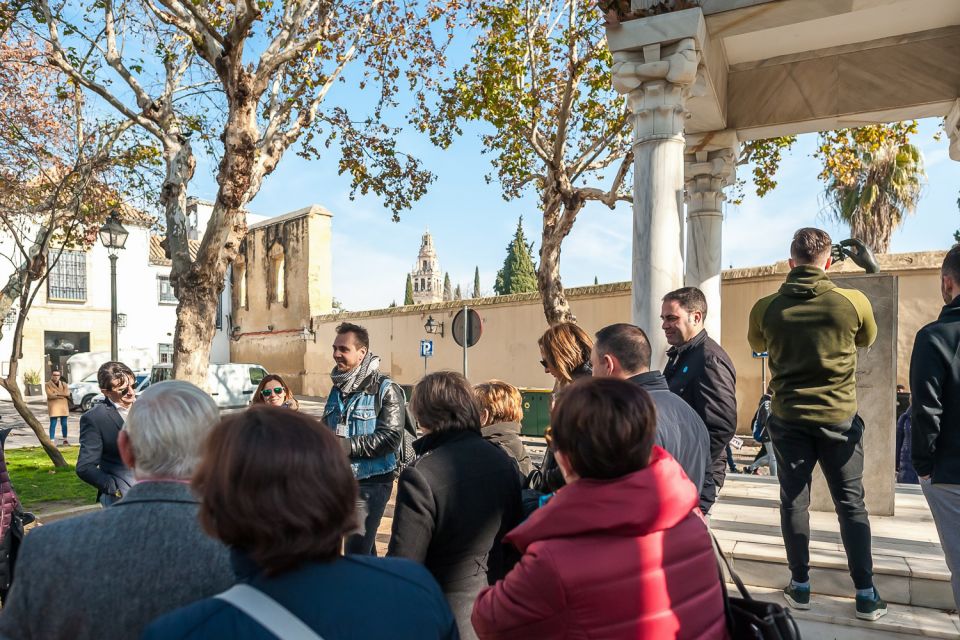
[324,322,404,555]
[661,287,738,514]
[910,245,960,610]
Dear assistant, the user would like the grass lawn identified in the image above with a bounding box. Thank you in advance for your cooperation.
[5,446,95,512]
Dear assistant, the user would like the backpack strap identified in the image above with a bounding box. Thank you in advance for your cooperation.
[373,376,404,413]
[215,584,325,640]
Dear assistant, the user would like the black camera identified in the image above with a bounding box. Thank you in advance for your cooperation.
[830,238,879,274]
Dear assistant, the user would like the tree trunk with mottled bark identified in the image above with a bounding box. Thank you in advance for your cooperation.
[537,194,582,325]
[0,270,67,467]
[170,75,257,385]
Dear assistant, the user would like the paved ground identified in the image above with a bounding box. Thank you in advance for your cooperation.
[0,397,84,448]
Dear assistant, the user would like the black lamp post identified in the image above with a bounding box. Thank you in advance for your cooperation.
[98,211,129,361]
[424,315,444,338]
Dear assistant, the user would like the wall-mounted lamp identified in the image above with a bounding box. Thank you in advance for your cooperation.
[299,326,316,342]
[230,325,242,341]
[116,313,127,328]
[424,315,444,338]
[266,324,275,332]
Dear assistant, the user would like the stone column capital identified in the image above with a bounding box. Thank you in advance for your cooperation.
[947,99,960,162]
[611,38,702,143]
[683,130,738,216]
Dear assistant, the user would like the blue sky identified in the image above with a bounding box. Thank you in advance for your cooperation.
[188,115,959,312]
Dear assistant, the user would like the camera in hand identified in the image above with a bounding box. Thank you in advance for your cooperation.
[830,238,880,274]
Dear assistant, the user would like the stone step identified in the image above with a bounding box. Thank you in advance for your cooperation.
[737,585,960,640]
[711,476,955,610]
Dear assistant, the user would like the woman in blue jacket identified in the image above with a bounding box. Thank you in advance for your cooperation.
[143,405,458,640]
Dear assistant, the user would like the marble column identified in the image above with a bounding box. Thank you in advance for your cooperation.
[612,37,701,367]
[684,131,738,342]
[947,99,960,162]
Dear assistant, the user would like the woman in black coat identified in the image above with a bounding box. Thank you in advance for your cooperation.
[388,372,522,640]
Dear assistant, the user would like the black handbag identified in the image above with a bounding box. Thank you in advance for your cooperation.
[711,534,802,640]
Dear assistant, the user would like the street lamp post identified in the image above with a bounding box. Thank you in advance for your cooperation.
[98,211,129,361]
[424,315,444,338]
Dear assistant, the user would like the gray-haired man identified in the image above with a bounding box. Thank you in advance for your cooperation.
[0,381,234,640]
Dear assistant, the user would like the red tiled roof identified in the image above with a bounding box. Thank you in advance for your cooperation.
[115,201,158,228]
[149,235,201,266]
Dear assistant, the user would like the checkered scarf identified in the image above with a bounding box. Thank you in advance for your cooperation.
[330,352,380,395]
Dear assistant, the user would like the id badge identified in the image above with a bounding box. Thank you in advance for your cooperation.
[335,419,349,438]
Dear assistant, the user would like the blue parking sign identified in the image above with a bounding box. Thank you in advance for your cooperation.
[420,339,434,358]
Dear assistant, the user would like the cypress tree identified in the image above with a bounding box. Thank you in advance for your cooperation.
[443,272,452,301]
[454,284,462,300]
[473,266,481,298]
[404,274,414,305]
[494,216,538,295]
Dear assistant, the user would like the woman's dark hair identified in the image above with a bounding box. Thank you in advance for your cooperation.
[410,371,481,433]
[550,378,656,480]
[193,405,357,575]
[251,374,300,410]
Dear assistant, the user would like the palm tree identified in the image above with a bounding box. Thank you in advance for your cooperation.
[824,139,924,254]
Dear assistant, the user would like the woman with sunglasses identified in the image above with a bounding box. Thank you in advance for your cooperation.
[526,323,593,494]
[252,375,299,411]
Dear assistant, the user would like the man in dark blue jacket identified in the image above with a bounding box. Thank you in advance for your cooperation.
[76,361,137,505]
[592,323,710,494]
[910,244,960,610]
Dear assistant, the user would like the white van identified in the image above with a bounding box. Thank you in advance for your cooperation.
[150,363,269,408]
[65,349,155,384]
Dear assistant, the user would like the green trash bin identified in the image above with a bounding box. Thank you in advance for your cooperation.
[519,388,552,437]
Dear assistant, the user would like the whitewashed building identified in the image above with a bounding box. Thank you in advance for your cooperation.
[0,197,266,398]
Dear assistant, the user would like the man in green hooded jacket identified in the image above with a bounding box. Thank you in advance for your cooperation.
[748,227,885,621]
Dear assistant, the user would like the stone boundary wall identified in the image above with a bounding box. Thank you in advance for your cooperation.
[236,251,946,432]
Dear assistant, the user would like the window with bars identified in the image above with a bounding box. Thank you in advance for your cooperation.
[47,251,87,302]
[158,275,177,304]
[158,343,173,364]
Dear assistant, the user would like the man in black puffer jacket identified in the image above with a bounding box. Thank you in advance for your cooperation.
[661,287,738,514]
[910,244,960,610]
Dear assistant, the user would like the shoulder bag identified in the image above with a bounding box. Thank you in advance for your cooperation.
[216,584,325,640]
[711,533,802,640]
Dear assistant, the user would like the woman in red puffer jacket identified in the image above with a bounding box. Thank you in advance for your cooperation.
[472,378,729,640]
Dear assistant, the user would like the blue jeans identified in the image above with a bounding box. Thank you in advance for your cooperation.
[344,478,393,556]
[49,416,67,440]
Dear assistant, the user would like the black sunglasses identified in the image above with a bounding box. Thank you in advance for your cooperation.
[261,387,285,397]
[104,384,134,397]
[539,359,549,368]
